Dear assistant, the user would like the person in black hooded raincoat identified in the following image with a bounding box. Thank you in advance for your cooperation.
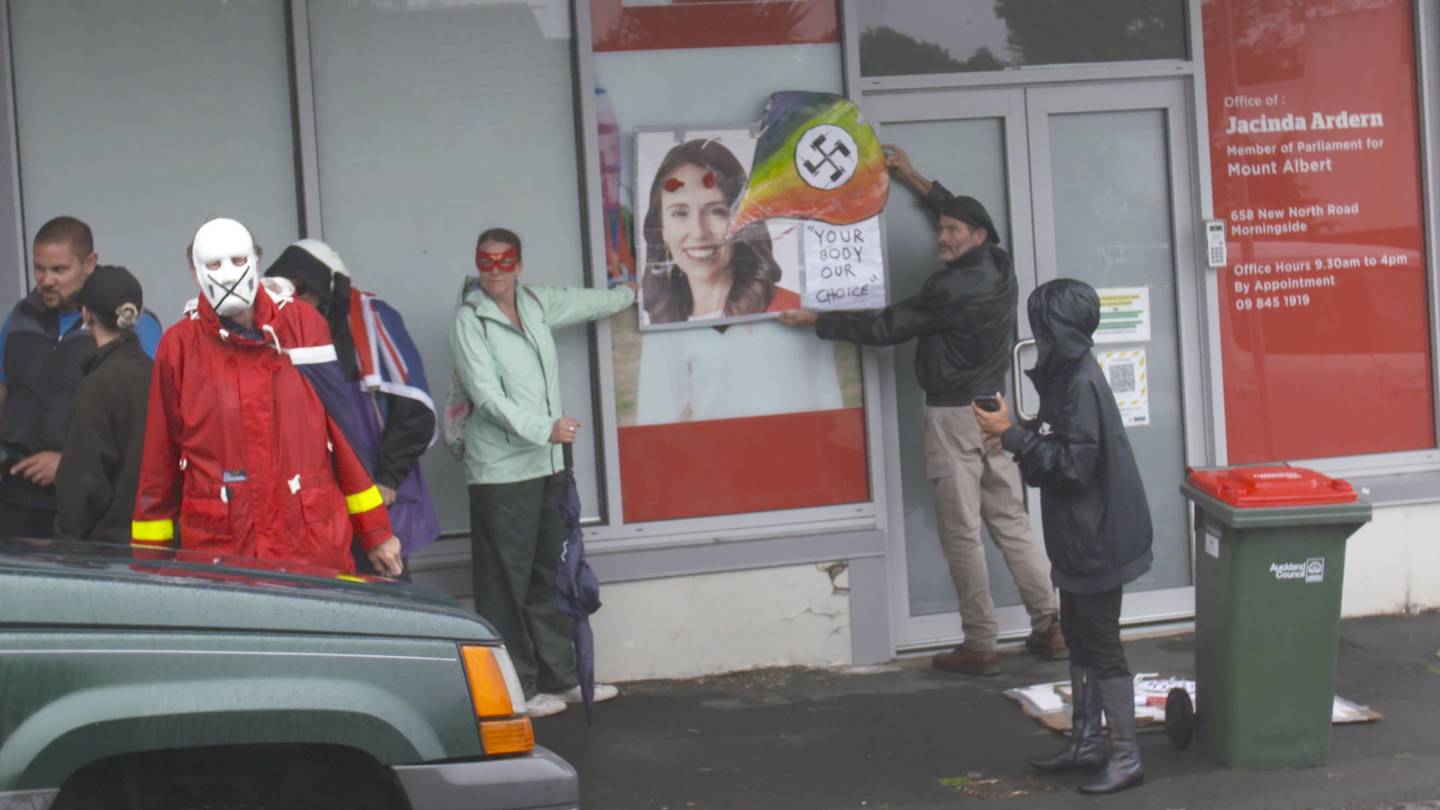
[974,278,1153,796]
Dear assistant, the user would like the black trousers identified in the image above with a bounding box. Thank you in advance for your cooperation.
[1060,587,1129,679]
[468,476,577,698]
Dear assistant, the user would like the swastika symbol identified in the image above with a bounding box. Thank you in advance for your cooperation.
[795,124,858,191]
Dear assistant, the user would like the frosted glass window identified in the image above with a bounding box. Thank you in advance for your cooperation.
[1048,109,1190,592]
[10,0,298,325]
[306,1,600,531]
[878,118,1012,618]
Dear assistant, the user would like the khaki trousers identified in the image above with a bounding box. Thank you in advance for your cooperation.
[925,405,1059,651]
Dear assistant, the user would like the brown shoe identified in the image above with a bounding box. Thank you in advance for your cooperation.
[931,644,1001,676]
[1025,621,1070,661]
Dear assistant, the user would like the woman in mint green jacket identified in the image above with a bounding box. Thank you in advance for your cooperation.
[450,227,634,718]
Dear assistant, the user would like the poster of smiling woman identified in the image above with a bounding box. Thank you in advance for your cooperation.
[634,126,804,331]
[635,92,890,332]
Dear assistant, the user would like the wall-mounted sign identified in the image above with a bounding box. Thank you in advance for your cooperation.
[1094,286,1151,345]
[1202,0,1434,462]
[1097,349,1150,428]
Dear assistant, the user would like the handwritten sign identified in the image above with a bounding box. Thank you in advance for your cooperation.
[802,216,886,310]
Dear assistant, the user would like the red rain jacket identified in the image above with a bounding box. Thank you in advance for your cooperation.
[131,289,392,572]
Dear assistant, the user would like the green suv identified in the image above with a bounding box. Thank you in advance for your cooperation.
[0,540,578,810]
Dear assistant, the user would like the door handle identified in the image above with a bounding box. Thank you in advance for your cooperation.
[1012,338,1037,422]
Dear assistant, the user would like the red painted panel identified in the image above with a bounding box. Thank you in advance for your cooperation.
[591,0,839,53]
[618,408,869,522]
[1202,0,1434,462]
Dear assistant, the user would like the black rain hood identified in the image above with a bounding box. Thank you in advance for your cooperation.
[1027,279,1100,390]
[1001,277,1153,594]
[265,241,358,381]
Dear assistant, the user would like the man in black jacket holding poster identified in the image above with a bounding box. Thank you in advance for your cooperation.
[780,144,1063,674]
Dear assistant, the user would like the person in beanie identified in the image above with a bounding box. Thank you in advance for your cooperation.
[55,266,154,542]
[974,278,1153,795]
[264,239,441,577]
[779,144,1064,674]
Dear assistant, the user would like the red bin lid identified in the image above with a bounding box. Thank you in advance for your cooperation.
[1186,466,1357,507]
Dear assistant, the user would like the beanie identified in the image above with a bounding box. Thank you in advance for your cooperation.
[939,195,1001,245]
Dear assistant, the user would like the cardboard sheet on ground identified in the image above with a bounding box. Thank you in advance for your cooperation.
[1004,674,1382,735]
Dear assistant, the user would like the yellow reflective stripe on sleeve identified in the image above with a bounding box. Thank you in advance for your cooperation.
[346,486,384,515]
[131,519,175,542]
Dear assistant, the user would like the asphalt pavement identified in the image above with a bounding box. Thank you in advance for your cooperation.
[540,612,1440,810]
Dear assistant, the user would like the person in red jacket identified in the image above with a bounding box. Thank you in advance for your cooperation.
[131,218,402,576]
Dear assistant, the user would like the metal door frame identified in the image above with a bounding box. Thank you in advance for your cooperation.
[865,79,1204,650]
[1025,77,1206,626]
[863,88,1039,649]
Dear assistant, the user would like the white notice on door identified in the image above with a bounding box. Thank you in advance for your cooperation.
[1094,287,1151,344]
[1096,349,1150,427]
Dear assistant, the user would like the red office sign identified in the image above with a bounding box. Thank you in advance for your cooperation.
[1202,0,1434,462]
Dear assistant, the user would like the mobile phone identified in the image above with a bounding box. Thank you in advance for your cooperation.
[973,395,1001,412]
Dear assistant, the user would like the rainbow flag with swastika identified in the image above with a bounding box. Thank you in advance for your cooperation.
[728,91,889,235]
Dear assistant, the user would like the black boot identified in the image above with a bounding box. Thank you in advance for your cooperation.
[1079,676,1145,794]
[1030,666,1108,773]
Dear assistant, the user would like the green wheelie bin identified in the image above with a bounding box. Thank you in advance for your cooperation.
[1175,465,1372,769]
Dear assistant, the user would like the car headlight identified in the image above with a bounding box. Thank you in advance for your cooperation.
[460,644,534,756]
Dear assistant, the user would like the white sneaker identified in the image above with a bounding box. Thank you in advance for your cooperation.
[554,683,619,704]
[524,693,567,718]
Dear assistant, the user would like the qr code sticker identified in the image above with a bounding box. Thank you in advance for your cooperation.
[1108,362,1137,394]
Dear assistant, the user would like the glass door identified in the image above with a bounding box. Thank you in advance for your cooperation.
[866,88,1045,649]
[868,78,1203,650]
[1025,79,1206,619]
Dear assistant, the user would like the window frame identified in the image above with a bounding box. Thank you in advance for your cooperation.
[571,0,891,551]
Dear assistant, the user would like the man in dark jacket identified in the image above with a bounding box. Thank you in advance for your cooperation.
[780,145,1063,674]
[55,266,153,542]
[0,217,162,538]
[975,278,1153,795]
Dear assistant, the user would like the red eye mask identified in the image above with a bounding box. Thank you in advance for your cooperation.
[476,246,519,273]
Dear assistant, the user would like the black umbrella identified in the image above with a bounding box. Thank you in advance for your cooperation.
[555,444,601,723]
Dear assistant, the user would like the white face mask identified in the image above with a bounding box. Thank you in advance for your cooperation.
[191,218,259,317]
